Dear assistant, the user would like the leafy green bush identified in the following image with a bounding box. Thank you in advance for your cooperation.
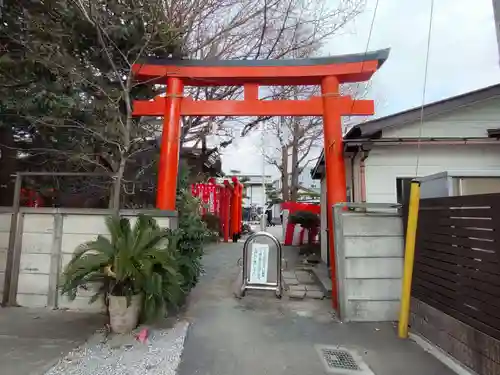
[288,210,320,229]
[289,210,320,246]
[174,161,210,292]
[60,215,183,322]
[201,213,221,243]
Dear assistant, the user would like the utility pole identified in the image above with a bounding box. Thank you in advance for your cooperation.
[261,122,267,231]
[494,0,500,64]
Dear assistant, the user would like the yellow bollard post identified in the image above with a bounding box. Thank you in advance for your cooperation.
[398,180,421,339]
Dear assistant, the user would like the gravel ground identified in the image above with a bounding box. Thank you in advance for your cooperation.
[44,321,189,375]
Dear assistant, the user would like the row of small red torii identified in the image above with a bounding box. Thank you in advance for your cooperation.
[192,178,321,247]
[191,177,243,243]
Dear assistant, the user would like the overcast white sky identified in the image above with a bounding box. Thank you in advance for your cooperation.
[220,0,500,177]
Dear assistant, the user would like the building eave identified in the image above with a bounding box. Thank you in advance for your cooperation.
[346,82,500,140]
[312,137,500,180]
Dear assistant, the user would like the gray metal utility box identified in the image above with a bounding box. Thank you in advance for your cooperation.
[419,171,500,199]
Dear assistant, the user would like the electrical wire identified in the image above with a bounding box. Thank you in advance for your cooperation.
[415,0,435,177]
[361,0,381,75]
[346,0,380,129]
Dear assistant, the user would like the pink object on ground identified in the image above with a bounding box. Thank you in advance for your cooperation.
[136,328,149,343]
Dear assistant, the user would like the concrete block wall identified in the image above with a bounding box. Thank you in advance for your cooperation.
[13,208,177,311]
[17,213,58,309]
[0,211,12,297]
[334,205,404,322]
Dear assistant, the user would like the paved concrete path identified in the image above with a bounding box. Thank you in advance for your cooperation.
[177,243,455,375]
[0,307,105,375]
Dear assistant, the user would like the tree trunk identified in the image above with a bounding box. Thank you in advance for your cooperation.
[0,125,17,206]
[281,146,290,202]
[110,155,126,213]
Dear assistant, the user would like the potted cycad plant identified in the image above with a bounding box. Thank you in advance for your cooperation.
[60,215,183,333]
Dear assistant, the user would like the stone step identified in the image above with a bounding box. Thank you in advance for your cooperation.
[311,263,332,299]
[286,283,325,300]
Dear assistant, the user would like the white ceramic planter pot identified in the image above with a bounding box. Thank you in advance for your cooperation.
[108,294,142,333]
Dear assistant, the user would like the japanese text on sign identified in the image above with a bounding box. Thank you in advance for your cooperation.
[249,242,269,284]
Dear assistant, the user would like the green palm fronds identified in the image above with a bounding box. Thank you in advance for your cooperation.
[60,214,183,322]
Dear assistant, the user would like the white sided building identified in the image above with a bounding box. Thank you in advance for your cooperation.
[312,83,500,263]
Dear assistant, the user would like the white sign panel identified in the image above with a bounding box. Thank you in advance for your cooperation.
[249,242,269,284]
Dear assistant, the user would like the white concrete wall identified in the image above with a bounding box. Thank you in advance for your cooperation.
[336,209,404,322]
[0,211,12,297]
[13,209,176,310]
[363,98,500,203]
[17,213,58,309]
[364,144,500,203]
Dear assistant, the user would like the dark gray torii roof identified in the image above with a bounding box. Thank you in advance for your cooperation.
[139,48,390,69]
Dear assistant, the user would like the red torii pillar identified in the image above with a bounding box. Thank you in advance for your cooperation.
[157,77,184,210]
[230,177,243,242]
[236,178,244,241]
[131,49,389,309]
[223,179,232,243]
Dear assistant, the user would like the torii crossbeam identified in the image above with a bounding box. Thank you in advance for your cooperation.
[132,48,389,308]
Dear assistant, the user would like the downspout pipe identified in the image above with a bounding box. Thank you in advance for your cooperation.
[360,149,369,203]
[350,149,358,202]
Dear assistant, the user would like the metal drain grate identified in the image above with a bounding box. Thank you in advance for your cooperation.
[315,345,375,375]
[321,348,360,370]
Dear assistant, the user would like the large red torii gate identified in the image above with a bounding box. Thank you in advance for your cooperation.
[132,49,389,307]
